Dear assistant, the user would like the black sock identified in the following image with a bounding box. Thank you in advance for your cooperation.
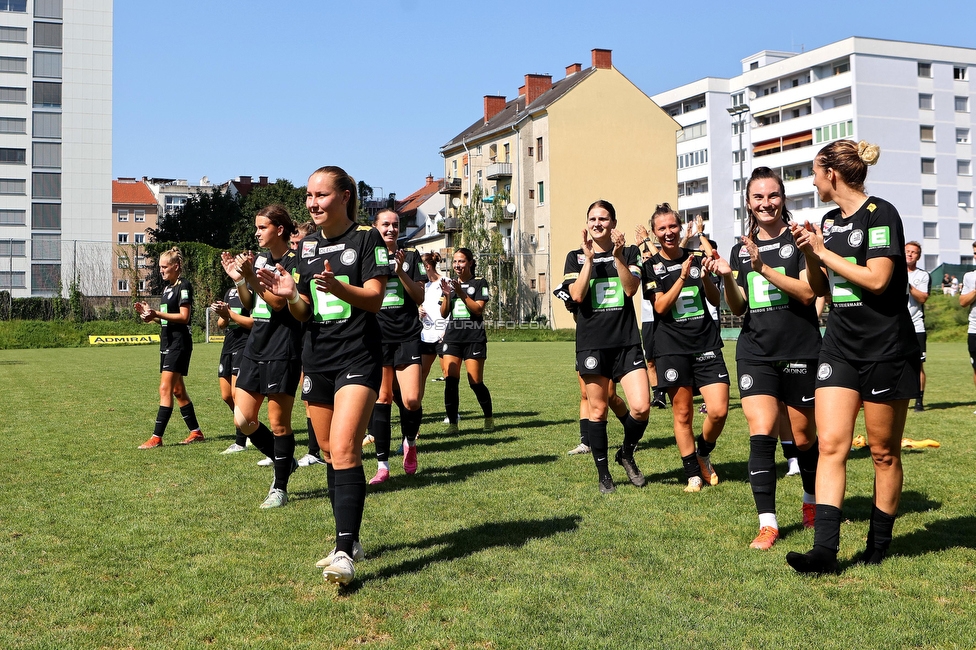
[272,433,296,491]
[749,435,778,515]
[179,402,200,432]
[234,428,247,447]
[392,385,404,412]
[615,410,628,427]
[445,377,460,424]
[153,406,173,438]
[813,504,842,553]
[863,505,897,564]
[333,466,366,556]
[248,422,275,458]
[306,417,320,456]
[621,414,648,456]
[696,433,716,458]
[579,419,590,447]
[916,390,924,405]
[797,439,819,496]
[326,463,336,504]
[588,420,611,481]
[470,381,493,418]
[371,403,392,462]
[682,452,703,480]
[781,440,798,460]
[401,406,422,443]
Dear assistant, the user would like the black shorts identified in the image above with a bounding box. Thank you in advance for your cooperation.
[160,346,191,375]
[815,351,921,402]
[656,349,730,389]
[218,350,243,379]
[736,358,817,408]
[301,350,382,405]
[969,334,976,372]
[916,332,927,362]
[381,339,424,368]
[641,321,656,361]
[577,345,646,382]
[419,340,440,356]
[236,356,301,397]
[442,341,488,361]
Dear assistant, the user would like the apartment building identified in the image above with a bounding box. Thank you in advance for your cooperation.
[440,48,678,328]
[0,0,112,296]
[652,37,976,269]
[111,178,157,295]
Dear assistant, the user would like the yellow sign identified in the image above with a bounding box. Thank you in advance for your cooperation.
[88,334,160,345]
[209,335,225,343]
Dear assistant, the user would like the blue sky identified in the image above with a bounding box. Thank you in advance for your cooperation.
[113,0,976,198]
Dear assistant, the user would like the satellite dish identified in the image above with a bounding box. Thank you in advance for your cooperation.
[452,198,461,208]
[506,203,517,215]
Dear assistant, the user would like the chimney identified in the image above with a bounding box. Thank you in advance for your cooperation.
[239,176,251,184]
[524,73,553,105]
[565,63,582,77]
[426,174,434,184]
[258,176,268,185]
[518,84,526,97]
[591,48,612,69]
[483,95,507,124]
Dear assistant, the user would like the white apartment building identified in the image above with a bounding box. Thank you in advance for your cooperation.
[652,37,976,271]
[0,0,112,296]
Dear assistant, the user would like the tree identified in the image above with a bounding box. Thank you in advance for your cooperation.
[456,185,519,323]
[148,188,246,249]
[236,179,310,249]
[357,180,374,224]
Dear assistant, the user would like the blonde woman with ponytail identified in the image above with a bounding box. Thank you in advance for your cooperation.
[787,140,919,575]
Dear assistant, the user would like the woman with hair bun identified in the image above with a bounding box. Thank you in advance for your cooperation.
[136,247,205,449]
[787,140,919,575]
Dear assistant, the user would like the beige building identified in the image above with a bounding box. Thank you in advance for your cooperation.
[111,178,158,295]
[440,49,679,329]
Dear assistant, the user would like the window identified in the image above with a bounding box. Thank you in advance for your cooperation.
[955,66,968,81]
[33,52,61,78]
[31,263,60,292]
[731,92,744,106]
[0,117,25,133]
[0,148,25,164]
[503,143,510,162]
[731,149,745,164]
[815,120,853,144]
[138,279,147,292]
[528,189,534,200]
[0,178,25,194]
[922,221,938,237]
[750,61,759,70]
[921,158,936,174]
[32,203,59,229]
[956,96,970,113]
[117,279,129,293]
[922,192,937,208]
[0,86,27,103]
[536,137,543,162]
[32,172,59,198]
[920,125,935,142]
[959,160,972,176]
[678,178,709,197]
[731,120,746,136]
[961,224,974,240]
[463,163,468,178]
[117,209,129,222]
[537,182,544,205]
[117,255,129,269]
[919,94,933,110]
[451,160,457,175]
[32,82,60,107]
[0,56,27,73]
[678,148,709,169]
[31,234,59,260]
[33,22,61,48]
[832,60,849,75]
[918,62,932,78]
[34,0,61,18]
[960,192,973,208]
[32,142,59,168]
[677,121,707,142]
[832,93,851,107]
[756,113,780,127]
[0,239,25,256]
[32,112,60,138]
[0,26,26,42]
[958,128,971,144]
[475,145,481,156]
[134,233,145,244]
[0,271,25,288]
[164,195,185,214]
[118,233,128,244]
[135,210,145,222]
[475,170,482,186]
[0,208,25,225]
[924,254,939,270]
[527,146,533,157]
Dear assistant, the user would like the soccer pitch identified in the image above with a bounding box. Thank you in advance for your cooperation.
[1,341,974,648]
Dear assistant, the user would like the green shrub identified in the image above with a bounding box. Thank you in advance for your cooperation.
[0,320,206,349]
[925,293,968,342]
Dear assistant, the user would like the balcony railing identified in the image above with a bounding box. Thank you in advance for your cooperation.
[438,178,462,194]
[439,217,461,233]
[485,163,512,180]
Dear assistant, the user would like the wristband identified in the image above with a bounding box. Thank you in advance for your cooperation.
[642,237,651,245]
[287,291,301,305]
[235,278,246,287]
[679,276,688,281]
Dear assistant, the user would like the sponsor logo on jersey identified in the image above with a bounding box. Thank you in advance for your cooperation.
[319,243,346,254]
[653,262,666,275]
[848,230,863,247]
[481,286,489,297]
[592,256,614,263]
[402,261,410,272]
[664,368,678,382]
[739,374,753,390]
[866,203,877,212]
[340,249,358,266]
[831,223,853,234]
[375,247,389,265]
[302,376,312,393]
[758,243,780,253]
[666,263,683,272]
[584,356,598,370]
[823,219,835,234]
[466,286,475,295]
[779,244,795,259]
[868,226,890,249]
[577,254,586,265]
[302,241,317,258]
[738,247,752,258]
[817,363,832,380]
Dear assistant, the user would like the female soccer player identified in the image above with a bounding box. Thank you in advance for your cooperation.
[787,140,919,574]
[258,166,387,586]
[222,205,303,509]
[419,251,449,384]
[367,209,427,484]
[136,248,205,449]
[644,203,728,493]
[703,167,826,549]
[211,284,253,454]
[439,248,493,433]
[565,200,650,493]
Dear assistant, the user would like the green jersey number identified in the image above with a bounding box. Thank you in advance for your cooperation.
[453,297,471,319]
[829,257,862,304]
[747,267,788,309]
[383,277,405,308]
[251,294,272,320]
[671,286,705,320]
[312,275,352,321]
[590,277,625,310]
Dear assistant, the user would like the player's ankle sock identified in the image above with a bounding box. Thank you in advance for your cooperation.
[682,452,703,480]
[621,414,648,456]
[402,406,422,443]
[470,381,493,417]
[696,433,716,458]
[179,402,200,432]
[272,433,296,491]
[306,417,321,456]
[749,435,778,515]
[248,422,275,458]
[588,421,611,480]
[234,428,247,447]
[444,377,460,424]
[579,419,590,447]
[333,466,366,556]
[153,405,173,438]
[861,505,896,564]
[797,439,819,496]
[371,403,392,462]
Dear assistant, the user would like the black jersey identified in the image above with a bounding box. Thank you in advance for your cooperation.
[820,197,919,361]
[243,249,302,362]
[442,276,490,344]
[220,286,250,355]
[377,247,424,343]
[564,245,642,352]
[644,248,722,355]
[297,223,388,372]
[159,277,193,351]
[730,230,821,361]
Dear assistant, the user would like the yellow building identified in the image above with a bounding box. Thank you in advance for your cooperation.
[440,48,679,329]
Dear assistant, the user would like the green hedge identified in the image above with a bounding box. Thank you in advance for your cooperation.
[0,320,206,349]
[924,293,968,342]
[486,327,576,342]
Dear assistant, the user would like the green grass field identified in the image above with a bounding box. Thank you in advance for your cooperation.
[2,341,975,649]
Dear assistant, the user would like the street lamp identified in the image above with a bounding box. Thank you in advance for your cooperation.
[727,103,750,237]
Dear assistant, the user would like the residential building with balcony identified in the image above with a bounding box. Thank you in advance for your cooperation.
[111,178,157,295]
[652,37,976,270]
[440,48,679,328]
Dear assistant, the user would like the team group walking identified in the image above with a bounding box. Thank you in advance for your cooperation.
[136,139,927,582]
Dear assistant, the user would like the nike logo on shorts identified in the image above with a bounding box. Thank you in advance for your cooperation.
[411,356,420,360]
[718,373,728,378]
[801,396,814,402]
[346,373,363,379]
[268,383,278,389]
[750,470,769,475]
[633,360,644,366]
[871,388,890,395]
